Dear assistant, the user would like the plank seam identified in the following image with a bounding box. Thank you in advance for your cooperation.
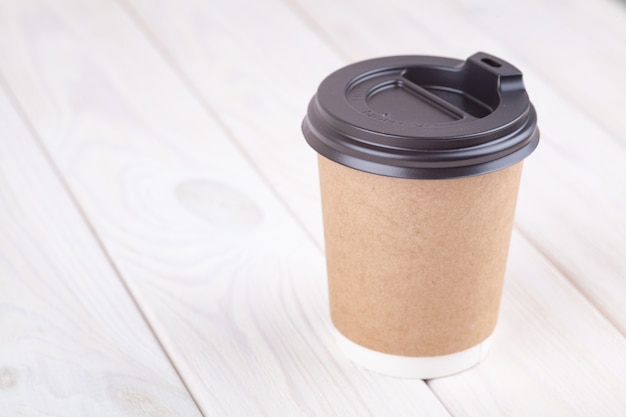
[515,225,626,339]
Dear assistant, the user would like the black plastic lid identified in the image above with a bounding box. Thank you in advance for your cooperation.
[302,52,539,179]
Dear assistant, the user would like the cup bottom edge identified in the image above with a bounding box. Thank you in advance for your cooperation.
[333,328,491,379]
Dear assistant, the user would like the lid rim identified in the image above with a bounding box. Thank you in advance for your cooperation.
[303,53,540,179]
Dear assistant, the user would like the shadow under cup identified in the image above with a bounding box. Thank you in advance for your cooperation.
[302,52,539,379]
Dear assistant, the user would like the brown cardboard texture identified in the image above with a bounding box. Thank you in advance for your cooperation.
[318,155,523,357]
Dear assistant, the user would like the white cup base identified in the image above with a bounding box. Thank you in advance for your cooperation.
[334,329,491,379]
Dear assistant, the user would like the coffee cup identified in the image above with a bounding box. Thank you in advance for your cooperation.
[302,52,539,379]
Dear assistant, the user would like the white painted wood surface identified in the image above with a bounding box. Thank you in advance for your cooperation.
[0,79,202,414]
[1,0,625,415]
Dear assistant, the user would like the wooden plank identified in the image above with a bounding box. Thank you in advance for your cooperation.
[0,84,202,414]
[119,0,626,413]
[0,1,451,416]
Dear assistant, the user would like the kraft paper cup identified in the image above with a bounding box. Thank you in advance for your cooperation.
[302,53,539,379]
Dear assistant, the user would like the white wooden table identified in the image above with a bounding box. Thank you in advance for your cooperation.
[1,0,625,415]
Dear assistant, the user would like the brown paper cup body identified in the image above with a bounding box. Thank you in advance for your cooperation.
[318,155,523,357]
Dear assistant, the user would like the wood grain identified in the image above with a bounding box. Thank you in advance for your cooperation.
[0,84,202,414]
[0,1,451,415]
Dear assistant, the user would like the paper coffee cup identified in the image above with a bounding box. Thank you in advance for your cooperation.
[302,53,539,379]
